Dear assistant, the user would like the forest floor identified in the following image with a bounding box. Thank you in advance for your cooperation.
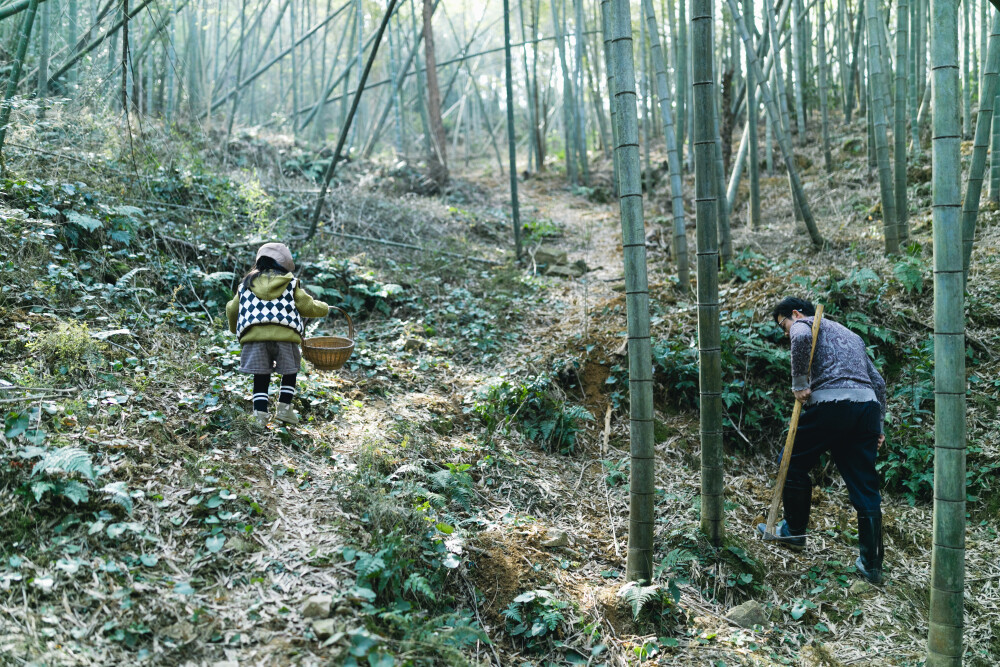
[2,110,1000,667]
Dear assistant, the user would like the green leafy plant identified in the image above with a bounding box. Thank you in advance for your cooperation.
[471,375,593,454]
[14,445,132,513]
[892,255,927,295]
[501,589,576,651]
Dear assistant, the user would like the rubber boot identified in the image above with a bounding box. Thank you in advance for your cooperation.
[757,479,810,549]
[855,510,884,584]
[275,402,300,425]
[251,410,269,427]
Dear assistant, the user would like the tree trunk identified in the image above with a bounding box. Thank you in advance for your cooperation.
[819,0,832,171]
[926,0,966,664]
[599,0,620,195]
[574,0,589,183]
[553,0,578,184]
[895,0,910,244]
[845,0,865,123]
[226,0,247,143]
[604,0,656,583]
[305,0,399,241]
[910,0,920,153]
[693,0,724,548]
[745,0,761,226]
[423,0,448,186]
[642,0,689,288]
[865,0,899,254]
[726,0,825,247]
[676,0,687,168]
[963,0,972,138]
[503,0,522,259]
[961,12,1000,276]
[37,0,50,97]
[993,90,1000,202]
[122,0,130,114]
[0,0,40,162]
[792,0,806,142]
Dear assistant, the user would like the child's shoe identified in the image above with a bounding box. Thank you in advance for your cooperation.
[275,403,300,425]
[252,410,270,427]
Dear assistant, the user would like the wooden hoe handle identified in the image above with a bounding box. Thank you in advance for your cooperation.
[764,304,824,537]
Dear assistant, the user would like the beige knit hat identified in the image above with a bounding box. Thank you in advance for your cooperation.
[256,242,295,272]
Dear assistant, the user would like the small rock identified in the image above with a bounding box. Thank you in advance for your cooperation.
[849,580,871,595]
[403,338,425,351]
[162,620,197,642]
[545,264,585,279]
[300,594,333,619]
[801,643,846,667]
[312,618,337,641]
[726,600,768,628]
[541,529,569,548]
[534,246,568,266]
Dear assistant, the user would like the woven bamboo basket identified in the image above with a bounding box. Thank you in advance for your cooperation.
[301,307,355,371]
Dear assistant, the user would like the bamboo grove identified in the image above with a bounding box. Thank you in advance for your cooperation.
[1,0,993,662]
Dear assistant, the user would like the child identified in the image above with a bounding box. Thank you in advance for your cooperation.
[226,243,329,425]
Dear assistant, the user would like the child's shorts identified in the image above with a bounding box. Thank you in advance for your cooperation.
[239,341,301,375]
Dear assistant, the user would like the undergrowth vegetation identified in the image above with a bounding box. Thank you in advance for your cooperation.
[3,112,1000,665]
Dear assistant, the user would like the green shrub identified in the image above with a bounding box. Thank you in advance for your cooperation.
[27,322,105,373]
[471,375,593,454]
[501,589,577,651]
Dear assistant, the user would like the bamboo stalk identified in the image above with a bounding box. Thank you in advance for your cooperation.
[303,0,400,242]
[926,0,966,662]
[641,0,689,288]
[961,11,1000,277]
[0,0,40,162]
[726,0,825,248]
[605,0,656,581]
[693,0,724,548]
[865,0,899,254]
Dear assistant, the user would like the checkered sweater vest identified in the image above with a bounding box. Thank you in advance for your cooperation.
[235,278,305,339]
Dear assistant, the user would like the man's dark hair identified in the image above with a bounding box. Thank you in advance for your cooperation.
[771,297,816,324]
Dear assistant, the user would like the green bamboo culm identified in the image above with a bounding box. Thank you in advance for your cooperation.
[502,0,522,260]
[604,0,656,582]
[926,0,966,664]
[992,91,1000,202]
[0,0,45,21]
[599,0,620,198]
[844,0,865,124]
[961,11,1000,279]
[818,0,832,171]
[895,0,910,244]
[725,0,825,248]
[640,0,689,289]
[745,0,761,228]
[692,0,724,547]
[865,0,899,254]
[910,0,921,154]
[0,0,40,164]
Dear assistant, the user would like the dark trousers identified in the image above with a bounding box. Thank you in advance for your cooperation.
[782,400,882,515]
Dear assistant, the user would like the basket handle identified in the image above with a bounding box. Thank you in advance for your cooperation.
[330,306,355,340]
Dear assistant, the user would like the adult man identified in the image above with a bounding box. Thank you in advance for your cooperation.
[758,297,887,584]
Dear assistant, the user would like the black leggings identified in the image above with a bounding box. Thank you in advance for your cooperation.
[781,400,882,514]
[252,373,297,411]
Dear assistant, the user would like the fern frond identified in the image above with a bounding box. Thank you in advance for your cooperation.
[30,447,96,481]
[500,605,522,623]
[101,481,133,514]
[619,582,661,620]
[356,553,387,579]
[403,573,436,601]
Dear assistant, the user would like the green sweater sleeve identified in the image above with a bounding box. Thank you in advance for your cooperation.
[294,286,330,318]
[226,295,239,333]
